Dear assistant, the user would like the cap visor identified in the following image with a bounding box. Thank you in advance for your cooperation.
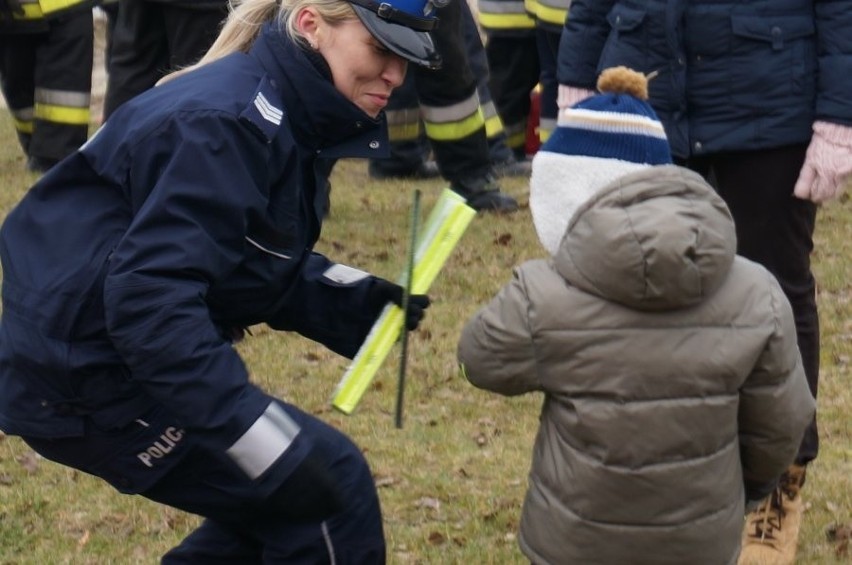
[352,5,440,69]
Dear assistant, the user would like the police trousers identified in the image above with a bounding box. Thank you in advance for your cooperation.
[23,400,386,563]
[678,143,820,465]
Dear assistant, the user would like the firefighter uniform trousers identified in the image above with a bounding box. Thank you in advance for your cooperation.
[102,0,229,119]
[0,7,93,167]
[478,0,540,158]
[528,0,570,143]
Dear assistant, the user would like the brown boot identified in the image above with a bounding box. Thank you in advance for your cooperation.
[738,464,807,565]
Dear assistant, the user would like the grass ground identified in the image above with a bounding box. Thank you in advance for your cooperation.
[0,109,849,563]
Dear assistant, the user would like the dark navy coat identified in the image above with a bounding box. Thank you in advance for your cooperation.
[557,0,852,158]
[0,24,389,494]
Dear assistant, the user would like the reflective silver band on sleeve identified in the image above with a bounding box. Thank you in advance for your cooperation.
[226,402,301,480]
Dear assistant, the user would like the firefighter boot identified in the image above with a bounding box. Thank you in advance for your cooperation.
[450,173,518,213]
[738,464,807,565]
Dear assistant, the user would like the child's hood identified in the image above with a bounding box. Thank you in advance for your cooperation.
[547,165,737,311]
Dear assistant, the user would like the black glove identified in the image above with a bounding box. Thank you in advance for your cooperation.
[265,448,345,523]
[366,278,430,331]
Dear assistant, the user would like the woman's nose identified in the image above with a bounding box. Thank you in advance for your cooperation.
[383,56,407,88]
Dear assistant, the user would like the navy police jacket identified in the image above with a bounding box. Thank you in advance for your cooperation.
[0,24,388,493]
[557,0,852,158]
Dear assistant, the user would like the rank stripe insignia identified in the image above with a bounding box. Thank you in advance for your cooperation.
[254,92,283,125]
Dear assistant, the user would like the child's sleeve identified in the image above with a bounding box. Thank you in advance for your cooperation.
[457,267,540,396]
[738,276,816,488]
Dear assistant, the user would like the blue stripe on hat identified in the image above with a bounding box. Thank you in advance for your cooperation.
[542,126,672,165]
[544,91,673,165]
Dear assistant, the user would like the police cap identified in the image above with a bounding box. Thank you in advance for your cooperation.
[347,0,441,69]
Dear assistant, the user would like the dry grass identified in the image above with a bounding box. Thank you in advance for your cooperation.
[0,110,849,563]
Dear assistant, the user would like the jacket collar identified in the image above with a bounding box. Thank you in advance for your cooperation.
[249,23,390,159]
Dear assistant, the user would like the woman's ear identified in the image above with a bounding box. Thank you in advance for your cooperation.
[296,7,321,49]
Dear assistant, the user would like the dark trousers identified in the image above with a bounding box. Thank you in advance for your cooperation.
[103,0,227,119]
[0,10,93,162]
[24,401,386,563]
[410,0,490,182]
[678,144,819,465]
[485,33,539,140]
[535,27,560,135]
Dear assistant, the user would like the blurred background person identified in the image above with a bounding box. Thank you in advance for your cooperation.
[0,0,95,173]
[0,0,435,560]
[101,0,229,119]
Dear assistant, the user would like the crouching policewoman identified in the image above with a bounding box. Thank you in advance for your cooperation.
[0,0,437,560]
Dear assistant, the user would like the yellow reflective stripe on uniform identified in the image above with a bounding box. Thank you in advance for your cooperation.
[484,114,504,139]
[16,0,88,19]
[40,0,88,15]
[539,117,556,143]
[384,108,421,140]
[11,107,35,133]
[226,402,301,480]
[34,88,90,125]
[421,93,485,142]
[388,122,422,141]
[532,1,568,26]
[384,107,423,141]
[34,104,90,125]
[478,13,535,29]
[424,109,485,141]
[18,0,44,19]
[478,0,535,28]
[481,100,505,139]
[12,117,35,135]
[503,121,527,150]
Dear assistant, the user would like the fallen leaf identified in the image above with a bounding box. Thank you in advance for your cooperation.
[415,497,440,510]
[77,530,90,549]
[427,531,446,545]
[493,233,512,246]
[16,451,39,474]
[827,522,852,542]
[0,474,13,485]
[375,476,398,488]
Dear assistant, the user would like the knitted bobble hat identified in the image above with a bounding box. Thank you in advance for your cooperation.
[530,66,673,255]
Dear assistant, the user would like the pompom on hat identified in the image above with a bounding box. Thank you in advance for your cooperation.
[530,66,673,255]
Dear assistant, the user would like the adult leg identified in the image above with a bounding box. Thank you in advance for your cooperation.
[0,33,38,158]
[413,0,517,212]
[24,400,385,563]
[485,33,539,158]
[147,402,386,564]
[30,9,93,169]
[690,146,817,565]
[535,27,561,145]
[162,3,228,69]
[103,0,168,118]
[707,145,819,463]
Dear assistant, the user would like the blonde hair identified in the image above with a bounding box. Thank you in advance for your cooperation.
[159,0,356,84]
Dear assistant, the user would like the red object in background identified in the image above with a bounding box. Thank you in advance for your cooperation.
[525,87,542,157]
